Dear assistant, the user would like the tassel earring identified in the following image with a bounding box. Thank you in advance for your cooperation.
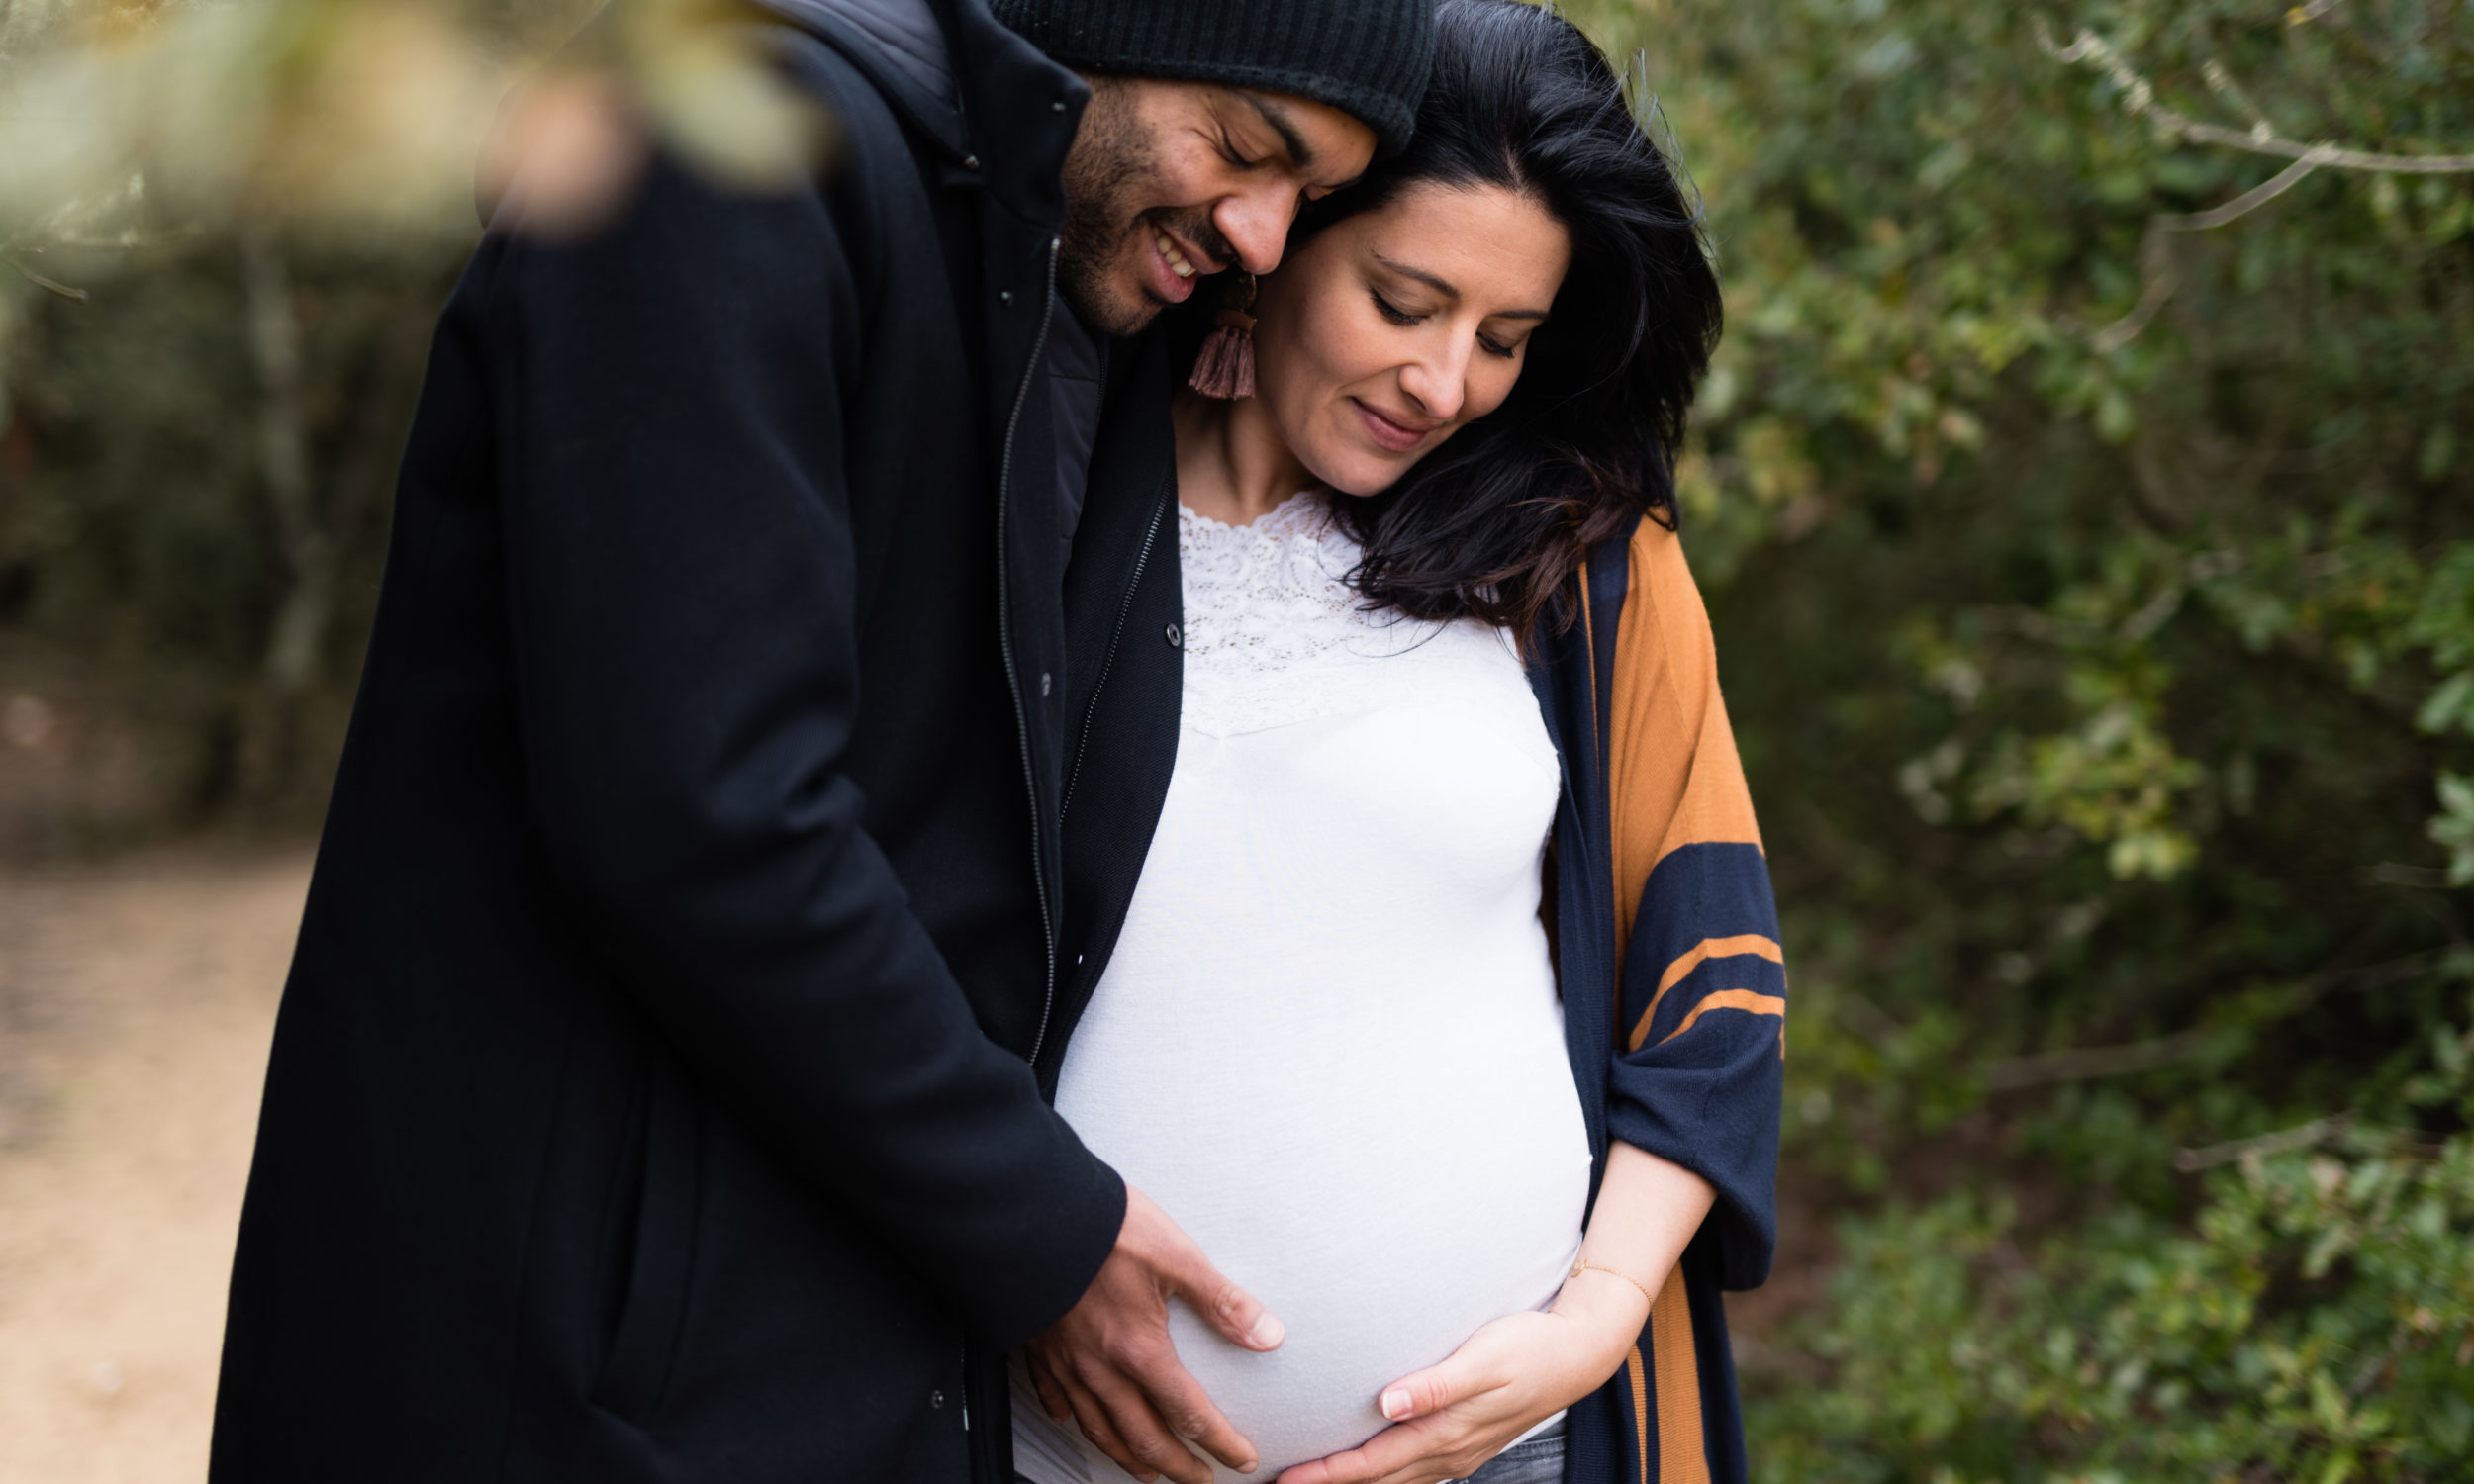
[1187,274,1258,400]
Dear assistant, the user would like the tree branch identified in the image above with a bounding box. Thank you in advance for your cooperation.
[2091,236,2180,353]
[2044,21,2474,347]
[3,257,86,301]
[239,229,333,794]
[2041,25,2474,174]
[2173,1110,2350,1171]
[2160,152,2324,231]
[1984,1025,2219,1090]
[1980,948,2454,1093]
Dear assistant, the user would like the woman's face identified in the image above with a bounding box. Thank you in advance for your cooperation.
[1248,180,1571,496]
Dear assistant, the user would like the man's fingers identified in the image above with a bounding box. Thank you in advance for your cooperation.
[1138,1360,1260,1475]
[1060,1188,1272,1478]
[1062,1378,1154,1484]
[1127,1186,1282,1352]
[1170,1258,1284,1352]
[1029,1360,1074,1425]
[1085,1372,1215,1484]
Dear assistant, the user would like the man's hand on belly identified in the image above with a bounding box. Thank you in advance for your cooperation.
[1026,1185,1286,1484]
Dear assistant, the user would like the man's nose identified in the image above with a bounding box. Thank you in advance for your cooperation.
[1212,184,1304,277]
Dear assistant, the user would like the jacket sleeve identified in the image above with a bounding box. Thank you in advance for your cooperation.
[1601,520,1785,1291]
[478,148,1122,1348]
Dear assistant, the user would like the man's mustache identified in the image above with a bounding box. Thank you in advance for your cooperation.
[1149,208,1239,277]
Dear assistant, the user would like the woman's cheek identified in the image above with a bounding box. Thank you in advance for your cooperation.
[1470,361,1522,421]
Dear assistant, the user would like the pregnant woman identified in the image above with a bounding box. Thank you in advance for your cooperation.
[1019,6,1784,1483]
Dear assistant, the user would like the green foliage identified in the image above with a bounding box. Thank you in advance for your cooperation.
[1760,1025,2474,1484]
[1562,0,2474,1476]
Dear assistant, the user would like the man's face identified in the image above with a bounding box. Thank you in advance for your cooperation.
[1058,78,1379,336]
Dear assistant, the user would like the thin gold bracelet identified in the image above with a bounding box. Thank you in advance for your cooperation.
[1568,1257,1658,1310]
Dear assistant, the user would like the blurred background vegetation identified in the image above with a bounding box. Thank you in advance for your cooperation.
[2,0,2469,1478]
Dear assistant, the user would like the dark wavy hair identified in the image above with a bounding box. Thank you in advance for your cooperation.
[1297,0,1721,643]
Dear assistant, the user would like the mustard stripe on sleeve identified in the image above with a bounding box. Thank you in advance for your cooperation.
[1625,1345,1651,1484]
[1658,990,1788,1051]
[1652,1269,1708,1484]
[1629,934,1785,1051]
[1606,520,1765,964]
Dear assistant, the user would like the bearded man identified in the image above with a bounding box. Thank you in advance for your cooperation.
[206,2,1430,1481]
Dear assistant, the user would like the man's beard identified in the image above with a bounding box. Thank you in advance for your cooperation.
[1058,83,1234,336]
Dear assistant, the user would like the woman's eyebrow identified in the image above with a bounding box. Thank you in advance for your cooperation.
[1370,252,1552,321]
[1371,251,1459,299]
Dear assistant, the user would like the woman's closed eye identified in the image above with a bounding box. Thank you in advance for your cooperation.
[1369,287,1421,325]
[1371,289,1522,360]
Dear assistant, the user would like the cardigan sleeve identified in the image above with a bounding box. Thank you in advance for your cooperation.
[1601,519,1785,1292]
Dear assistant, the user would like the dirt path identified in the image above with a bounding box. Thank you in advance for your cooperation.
[0,849,309,1484]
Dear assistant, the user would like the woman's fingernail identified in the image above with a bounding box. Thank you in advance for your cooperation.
[1381,1389,1412,1421]
[1249,1313,1285,1348]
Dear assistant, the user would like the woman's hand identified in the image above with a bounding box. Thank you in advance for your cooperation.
[1279,1144,1717,1484]
[1271,1269,1646,1484]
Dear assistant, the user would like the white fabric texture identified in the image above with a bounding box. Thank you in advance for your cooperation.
[1013,494,1591,1484]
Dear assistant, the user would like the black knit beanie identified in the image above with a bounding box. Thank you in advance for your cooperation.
[989,0,1434,158]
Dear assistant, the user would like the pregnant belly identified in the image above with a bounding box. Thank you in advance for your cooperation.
[1156,1208,1579,1484]
[1046,1034,1592,1482]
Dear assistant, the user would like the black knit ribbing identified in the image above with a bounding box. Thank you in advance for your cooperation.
[989,0,1433,156]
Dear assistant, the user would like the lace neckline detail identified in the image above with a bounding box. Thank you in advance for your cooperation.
[1175,489,1524,737]
[1176,488,1326,538]
[1176,490,1361,678]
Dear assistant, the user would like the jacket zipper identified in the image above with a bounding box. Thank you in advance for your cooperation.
[1000,234,1064,1067]
[975,233,1062,1448]
[1058,485,1170,822]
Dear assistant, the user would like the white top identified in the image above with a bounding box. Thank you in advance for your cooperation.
[1013,494,1591,1484]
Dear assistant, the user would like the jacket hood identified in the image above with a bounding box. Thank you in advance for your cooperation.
[753,0,964,152]
[754,0,1086,228]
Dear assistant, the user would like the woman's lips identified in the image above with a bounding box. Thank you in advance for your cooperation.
[1351,398,1434,454]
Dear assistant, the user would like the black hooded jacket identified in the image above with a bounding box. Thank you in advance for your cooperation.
[208,1,1185,1479]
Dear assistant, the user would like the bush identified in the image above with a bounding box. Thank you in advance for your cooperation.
[1559,0,2474,1475]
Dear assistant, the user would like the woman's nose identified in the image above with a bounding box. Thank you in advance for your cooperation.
[1397,350,1468,424]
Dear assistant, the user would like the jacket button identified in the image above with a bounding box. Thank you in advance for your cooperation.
[930,1389,946,1409]
[1040,672,1053,696]
[963,154,981,170]
[999,289,1014,308]
[1165,623,1183,649]
[1052,99,1068,113]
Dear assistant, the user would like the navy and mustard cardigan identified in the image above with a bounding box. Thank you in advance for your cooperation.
[1047,331,1783,1483]
[1529,511,1786,1484]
